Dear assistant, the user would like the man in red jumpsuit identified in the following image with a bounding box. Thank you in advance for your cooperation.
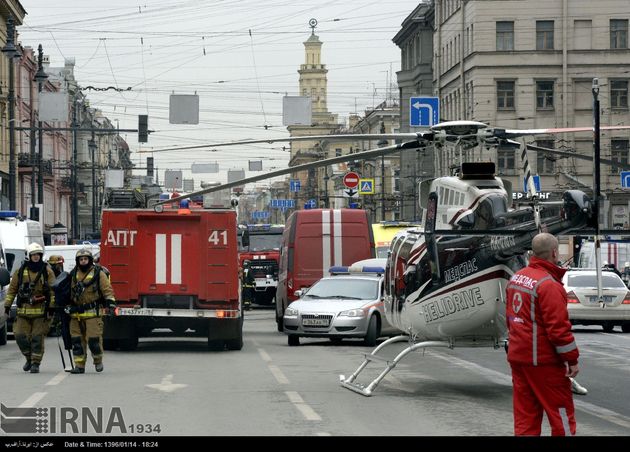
[506,232,579,436]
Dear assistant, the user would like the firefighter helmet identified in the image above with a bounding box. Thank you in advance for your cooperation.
[26,243,44,257]
[47,255,64,265]
[75,248,94,266]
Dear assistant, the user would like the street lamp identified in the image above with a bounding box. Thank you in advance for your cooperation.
[34,44,48,207]
[2,15,22,211]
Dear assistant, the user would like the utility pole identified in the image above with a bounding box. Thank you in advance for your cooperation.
[89,131,97,235]
[72,96,79,241]
[593,78,604,304]
[2,15,21,211]
[35,44,47,206]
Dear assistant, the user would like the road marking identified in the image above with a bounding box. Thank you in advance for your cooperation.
[268,365,289,384]
[574,399,630,429]
[19,392,47,408]
[145,374,188,393]
[45,371,68,386]
[258,348,272,363]
[285,391,321,421]
[429,350,630,429]
[581,347,630,361]
[602,332,630,341]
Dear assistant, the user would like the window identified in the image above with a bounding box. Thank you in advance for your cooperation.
[611,80,629,108]
[335,148,342,157]
[574,20,592,49]
[611,139,629,172]
[497,81,515,109]
[498,149,515,173]
[536,140,556,174]
[496,21,514,51]
[610,19,628,49]
[536,21,554,50]
[536,81,554,109]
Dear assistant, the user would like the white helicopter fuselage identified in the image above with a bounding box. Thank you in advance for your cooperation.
[383,169,592,347]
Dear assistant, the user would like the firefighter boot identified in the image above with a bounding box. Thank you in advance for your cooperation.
[95,363,104,372]
[30,363,40,373]
[70,367,85,374]
[22,359,32,372]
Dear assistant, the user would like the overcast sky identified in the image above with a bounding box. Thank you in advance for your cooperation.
[17,0,411,189]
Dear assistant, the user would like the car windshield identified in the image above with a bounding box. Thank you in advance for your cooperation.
[304,278,379,300]
[566,273,627,289]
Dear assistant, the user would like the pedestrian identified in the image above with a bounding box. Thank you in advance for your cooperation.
[67,248,116,374]
[3,243,56,373]
[47,255,65,277]
[505,232,579,436]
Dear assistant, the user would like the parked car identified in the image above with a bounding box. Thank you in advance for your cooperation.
[283,259,399,346]
[563,269,630,333]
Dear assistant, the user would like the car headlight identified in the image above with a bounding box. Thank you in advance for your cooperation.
[338,309,366,318]
[285,307,299,317]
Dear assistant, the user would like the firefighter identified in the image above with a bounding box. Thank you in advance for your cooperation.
[3,243,56,373]
[67,248,116,374]
[47,255,65,277]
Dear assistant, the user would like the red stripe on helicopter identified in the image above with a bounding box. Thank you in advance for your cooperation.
[417,268,514,301]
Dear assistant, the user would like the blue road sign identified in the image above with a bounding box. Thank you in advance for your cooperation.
[621,171,630,189]
[290,179,301,192]
[523,175,541,193]
[410,97,440,127]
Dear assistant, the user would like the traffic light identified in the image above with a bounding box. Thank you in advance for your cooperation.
[147,157,154,177]
[138,115,148,142]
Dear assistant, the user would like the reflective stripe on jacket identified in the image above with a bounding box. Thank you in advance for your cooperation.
[506,256,579,366]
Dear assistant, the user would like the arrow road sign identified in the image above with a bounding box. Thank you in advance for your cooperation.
[410,96,440,127]
[290,179,301,192]
[343,188,359,198]
[622,171,630,189]
[343,171,360,189]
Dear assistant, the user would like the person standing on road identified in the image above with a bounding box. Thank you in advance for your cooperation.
[67,248,116,374]
[3,243,56,373]
[505,232,579,436]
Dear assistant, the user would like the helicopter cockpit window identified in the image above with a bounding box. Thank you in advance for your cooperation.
[474,194,508,229]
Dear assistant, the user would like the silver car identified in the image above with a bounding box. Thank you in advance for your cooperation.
[563,269,630,333]
[283,267,399,346]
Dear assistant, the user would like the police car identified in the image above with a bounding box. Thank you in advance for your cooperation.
[282,259,400,346]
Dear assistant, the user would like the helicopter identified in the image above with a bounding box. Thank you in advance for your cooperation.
[154,119,630,396]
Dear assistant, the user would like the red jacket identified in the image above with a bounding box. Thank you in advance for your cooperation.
[506,256,579,366]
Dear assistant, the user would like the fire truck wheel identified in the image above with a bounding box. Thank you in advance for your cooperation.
[103,339,119,351]
[118,336,139,351]
[288,335,300,346]
[208,340,225,351]
[225,336,243,350]
[622,322,630,333]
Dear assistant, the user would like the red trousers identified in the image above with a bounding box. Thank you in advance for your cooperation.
[510,363,576,436]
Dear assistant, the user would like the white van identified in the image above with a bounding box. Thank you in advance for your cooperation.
[0,211,45,274]
[44,243,100,273]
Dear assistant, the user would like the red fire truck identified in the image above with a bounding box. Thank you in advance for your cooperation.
[100,205,242,351]
[239,224,284,306]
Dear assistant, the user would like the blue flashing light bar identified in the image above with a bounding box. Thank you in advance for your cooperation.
[329,265,385,275]
[0,210,19,218]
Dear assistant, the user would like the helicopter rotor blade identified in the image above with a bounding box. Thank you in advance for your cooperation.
[157,139,427,206]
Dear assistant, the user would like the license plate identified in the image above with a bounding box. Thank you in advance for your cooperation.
[255,278,271,285]
[587,295,614,303]
[302,318,329,326]
[118,308,153,316]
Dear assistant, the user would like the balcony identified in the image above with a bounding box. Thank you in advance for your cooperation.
[17,153,53,176]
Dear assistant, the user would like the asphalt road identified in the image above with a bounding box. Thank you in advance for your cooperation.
[0,308,628,437]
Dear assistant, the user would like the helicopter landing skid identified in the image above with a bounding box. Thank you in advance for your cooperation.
[339,335,451,396]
